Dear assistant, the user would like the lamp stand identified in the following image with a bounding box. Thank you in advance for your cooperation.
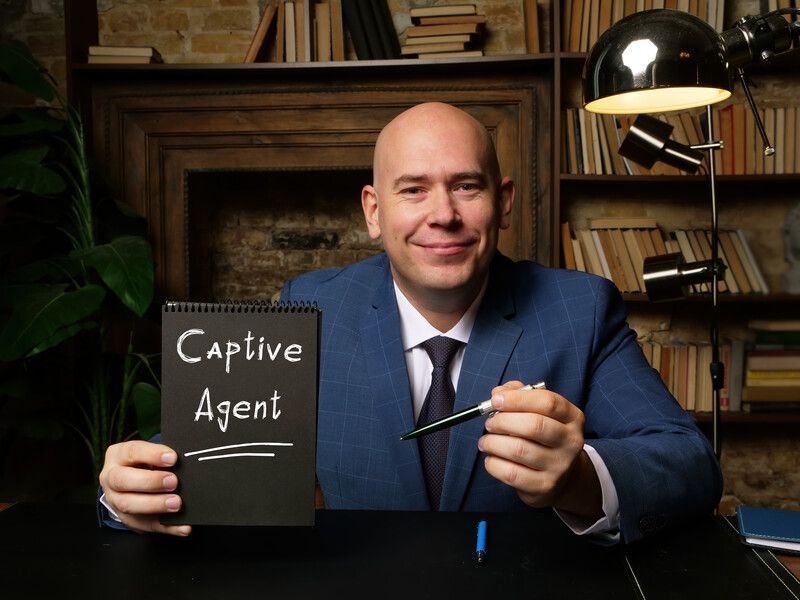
[703,103,723,460]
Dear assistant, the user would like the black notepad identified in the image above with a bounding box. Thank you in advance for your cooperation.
[160,301,319,526]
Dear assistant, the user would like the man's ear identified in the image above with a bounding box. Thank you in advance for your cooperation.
[498,176,515,230]
[361,184,382,239]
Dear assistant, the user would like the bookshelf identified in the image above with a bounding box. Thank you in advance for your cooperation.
[551,0,800,424]
[62,1,799,422]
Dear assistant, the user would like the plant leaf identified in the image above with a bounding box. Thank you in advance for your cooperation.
[0,107,64,137]
[0,283,105,361]
[0,145,65,195]
[70,236,154,316]
[0,40,55,102]
[26,320,98,358]
[131,381,160,440]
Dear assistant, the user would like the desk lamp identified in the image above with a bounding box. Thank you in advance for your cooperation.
[582,8,800,457]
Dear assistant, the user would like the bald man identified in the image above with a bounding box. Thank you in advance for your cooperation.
[98,103,721,543]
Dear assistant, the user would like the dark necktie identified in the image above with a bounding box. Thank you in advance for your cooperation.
[417,335,462,510]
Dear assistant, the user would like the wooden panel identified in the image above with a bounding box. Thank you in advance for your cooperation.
[85,66,551,299]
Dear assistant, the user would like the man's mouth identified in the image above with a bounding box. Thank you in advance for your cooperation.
[417,240,475,256]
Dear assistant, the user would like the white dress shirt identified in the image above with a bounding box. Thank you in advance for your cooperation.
[393,282,620,540]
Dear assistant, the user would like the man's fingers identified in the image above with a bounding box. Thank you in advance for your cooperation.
[491,388,579,424]
[109,440,178,468]
[120,513,192,537]
[103,465,178,494]
[105,491,183,517]
[482,454,555,504]
[484,412,567,448]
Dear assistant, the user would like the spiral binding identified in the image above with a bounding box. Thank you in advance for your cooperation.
[163,300,318,313]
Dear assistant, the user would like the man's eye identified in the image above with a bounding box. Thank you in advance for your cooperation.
[455,183,479,192]
[402,187,424,195]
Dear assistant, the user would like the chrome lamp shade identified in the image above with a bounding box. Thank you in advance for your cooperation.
[583,9,733,114]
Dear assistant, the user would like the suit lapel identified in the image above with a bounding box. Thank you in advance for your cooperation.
[440,257,523,511]
[359,257,429,510]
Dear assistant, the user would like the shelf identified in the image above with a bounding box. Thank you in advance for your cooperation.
[621,293,800,303]
[70,53,556,78]
[561,174,800,183]
[693,411,800,425]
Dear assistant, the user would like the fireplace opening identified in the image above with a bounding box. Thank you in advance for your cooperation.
[188,169,381,302]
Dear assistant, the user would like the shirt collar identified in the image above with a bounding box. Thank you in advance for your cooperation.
[394,279,486,351]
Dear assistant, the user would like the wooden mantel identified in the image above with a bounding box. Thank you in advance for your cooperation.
[71,57,555,300]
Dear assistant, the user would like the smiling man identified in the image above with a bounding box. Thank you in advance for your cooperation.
[98,102,721,543]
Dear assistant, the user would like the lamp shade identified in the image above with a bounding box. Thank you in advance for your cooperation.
[583,9,732,114]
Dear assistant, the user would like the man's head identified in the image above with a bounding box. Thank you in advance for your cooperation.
[361,102,515,318]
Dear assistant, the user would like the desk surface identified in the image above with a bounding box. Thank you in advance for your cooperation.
[1,504,798,600]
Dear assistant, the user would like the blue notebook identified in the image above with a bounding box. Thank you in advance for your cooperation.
[736,505,800,554]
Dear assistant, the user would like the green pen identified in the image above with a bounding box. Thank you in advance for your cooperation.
[400,381,546,441]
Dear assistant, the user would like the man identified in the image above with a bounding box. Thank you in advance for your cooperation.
[99,102,722,542]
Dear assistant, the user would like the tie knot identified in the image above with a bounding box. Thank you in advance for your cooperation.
[421,336,462,369]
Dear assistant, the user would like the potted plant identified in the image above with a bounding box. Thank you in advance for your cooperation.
[0,40,160,493]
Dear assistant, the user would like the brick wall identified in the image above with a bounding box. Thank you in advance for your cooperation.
[0,0,535,95]
[2,0,797,512]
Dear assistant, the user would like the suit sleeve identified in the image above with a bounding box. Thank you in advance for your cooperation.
[581,278,722,543]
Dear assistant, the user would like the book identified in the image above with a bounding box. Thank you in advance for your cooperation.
[409,4,477,18]
[244,0,279,62]
[314,2,332,61]
[400,42,465,55]
[88,45,162,60]
[743,386,800,402]
[358,0,386,59]
[588,217,658,229]
[524,0,540,53]
[718,230,752,294]
[745,351,800,371]
[341,0,370,59]
[87,55,154,64]
[404,23,482,37]
[749,320,800,332]
[423,50,484,58]
[729,229,762,293]
[737,505,800,554]
[416,15,487,25]
[285,2,297,62]
[160,301,320,526]
[728,339,745,412]
[403,34,473,45]
[735,229,769,294]
[330,0,345,60]
[275,0,286,61]
[372,0,401,59]
[561,222,577,270]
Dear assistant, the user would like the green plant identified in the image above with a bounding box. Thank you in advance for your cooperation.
[0,41,161,485]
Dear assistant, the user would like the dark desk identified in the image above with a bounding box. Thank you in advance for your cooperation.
[1,504,798,599]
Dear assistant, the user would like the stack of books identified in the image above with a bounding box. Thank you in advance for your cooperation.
[562,220,769,297]
[244,1,352,63]
[743,320,800,412]
[563,109,707,176]
[638,339,747,413]
[87,45,163,64]
[400,3,486,58]
[562,0,725,53]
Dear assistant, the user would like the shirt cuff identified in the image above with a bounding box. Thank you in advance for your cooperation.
[554,443,620,544]
[99,492,122,523]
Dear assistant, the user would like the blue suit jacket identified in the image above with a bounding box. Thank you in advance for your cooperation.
[282,252,722,543]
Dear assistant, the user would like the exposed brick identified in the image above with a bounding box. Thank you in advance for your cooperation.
[190,31,251,55]
[202,9,252,31]
[102,7,150,33]
[272,231,338,250]
[151,8,190,31]
[23,33,65,57]
[21,14,63,33]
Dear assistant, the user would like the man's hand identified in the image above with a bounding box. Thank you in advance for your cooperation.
[477,381,602,520]
[98,441,192,537]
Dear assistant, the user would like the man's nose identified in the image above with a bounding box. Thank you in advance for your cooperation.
[426,188,460,226]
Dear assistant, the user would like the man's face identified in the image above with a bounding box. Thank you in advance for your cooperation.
[362,105,514,308]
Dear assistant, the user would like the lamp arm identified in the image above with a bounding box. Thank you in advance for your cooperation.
[735,69,775,157]
[721,9,800,68]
